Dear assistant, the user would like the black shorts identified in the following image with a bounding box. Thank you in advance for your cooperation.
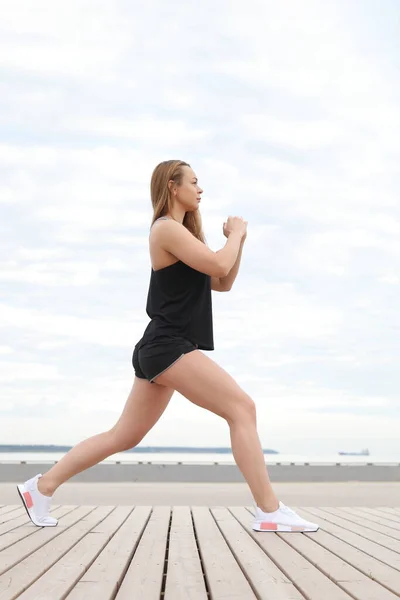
[132,337,198,384]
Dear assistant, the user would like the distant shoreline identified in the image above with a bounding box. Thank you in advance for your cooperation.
[0,445,279,454]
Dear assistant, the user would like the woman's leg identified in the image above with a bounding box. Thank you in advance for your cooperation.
[38,377,174,496]
[153,350,279,512]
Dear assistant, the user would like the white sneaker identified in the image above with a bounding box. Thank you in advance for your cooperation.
[17,473,58,527]
[252,501,319,532]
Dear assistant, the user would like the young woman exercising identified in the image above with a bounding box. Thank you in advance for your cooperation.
[18,160,319,534]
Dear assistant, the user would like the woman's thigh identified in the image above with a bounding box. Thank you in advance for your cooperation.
[110,377,174,448]
[153,350,255,422]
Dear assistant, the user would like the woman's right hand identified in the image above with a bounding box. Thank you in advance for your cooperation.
[223,216,248,239]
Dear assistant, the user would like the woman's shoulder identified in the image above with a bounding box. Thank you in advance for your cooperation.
[153,216,171,225]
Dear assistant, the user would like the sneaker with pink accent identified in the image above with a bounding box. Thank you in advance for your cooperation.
[17,473,58,527]
[252,501,319,532]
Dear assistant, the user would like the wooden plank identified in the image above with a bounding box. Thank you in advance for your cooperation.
[373,507,400,521]
[164,506,208,600]
[302,508,400,559]
[66,506,151,600]
[0,507,23,518]
[192,506,257,600]
[1,505,399,599]
[321,507,400,539]
[0,506,93,573]
[0,508,66,549]
[339,507,400,527]
[15,506,132,600]
[211,507,305,600]
[115,506,170,600]
[0,509,25,525]
[0,506,114,600]
[293,508,400,597]
[0,505,63,533]
[0,506,75,554]
[232,507,351,600]
[1,505,61,519]
[244,507,398,600]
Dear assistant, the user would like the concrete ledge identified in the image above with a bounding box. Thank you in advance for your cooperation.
[1,462,399,483]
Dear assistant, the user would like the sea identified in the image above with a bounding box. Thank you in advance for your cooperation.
[0,451,399,465]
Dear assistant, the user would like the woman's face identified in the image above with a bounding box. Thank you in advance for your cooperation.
[174,166,203,211]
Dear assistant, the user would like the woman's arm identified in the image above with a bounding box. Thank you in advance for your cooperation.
[212,237,245,291]
[155,219,243,278]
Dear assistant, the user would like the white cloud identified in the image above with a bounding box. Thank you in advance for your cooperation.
[0,361,61,383]
[378,274,400,285]
[0,0,399,456]
[215,283,342,340]
[0,346,14,355]
[68,117,211,144]
[241,115,343,150]
[0,304,143,346]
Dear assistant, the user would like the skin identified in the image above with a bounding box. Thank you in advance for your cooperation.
[160,165,248,292]
[166,165,204,223]
[37,164,280,515]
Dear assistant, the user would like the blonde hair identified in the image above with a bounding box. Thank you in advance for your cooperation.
[150,160,206,243]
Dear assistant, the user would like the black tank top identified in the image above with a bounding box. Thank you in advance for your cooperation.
[140,217,214,350]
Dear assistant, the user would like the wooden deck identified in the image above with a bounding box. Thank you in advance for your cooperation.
[1,504,400,599]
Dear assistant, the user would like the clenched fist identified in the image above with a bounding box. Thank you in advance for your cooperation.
[223,216,248,240]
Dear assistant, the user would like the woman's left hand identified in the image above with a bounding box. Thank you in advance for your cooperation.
[223,216,247,240]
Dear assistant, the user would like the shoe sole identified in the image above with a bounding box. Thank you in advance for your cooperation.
[16,484,58,528]
[252,522,319,532]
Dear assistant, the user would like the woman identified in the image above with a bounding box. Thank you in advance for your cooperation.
[17,160,319,533]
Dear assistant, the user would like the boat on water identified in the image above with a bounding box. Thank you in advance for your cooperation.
[338,448,370,456]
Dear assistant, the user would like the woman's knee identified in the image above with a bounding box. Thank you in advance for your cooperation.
[227,393,257,425]
[108,426,143,452]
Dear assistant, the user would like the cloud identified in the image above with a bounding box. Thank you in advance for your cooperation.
[0,303,143,346]
[0,0,399,455]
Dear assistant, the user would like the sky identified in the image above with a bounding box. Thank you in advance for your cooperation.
[1,0,399,455]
